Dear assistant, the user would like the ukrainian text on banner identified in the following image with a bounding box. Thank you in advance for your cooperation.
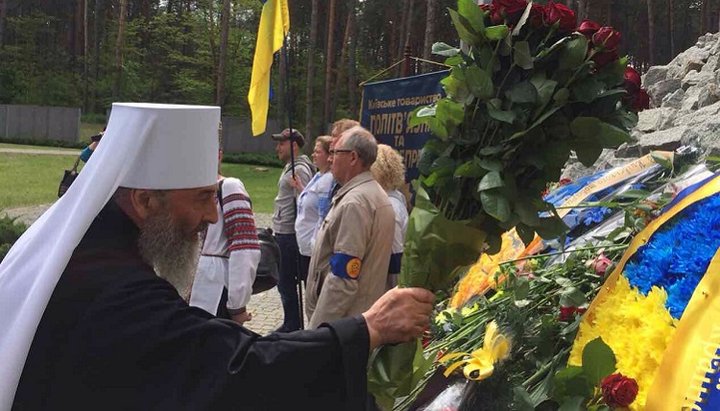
[360,70,448,184]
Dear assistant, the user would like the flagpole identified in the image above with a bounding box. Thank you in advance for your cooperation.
[281,35,305,330]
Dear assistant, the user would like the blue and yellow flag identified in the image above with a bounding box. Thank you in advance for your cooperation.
[248,0,289,136]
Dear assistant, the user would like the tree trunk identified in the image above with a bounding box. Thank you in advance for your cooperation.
[701,0,708,33]
[73,0,83,58]
[605,0,611,26]
[646,0,655,66]
[668,0,675,58]
[216,0,231,107]
[83,0,89,112]
[113,0,127,99]
[278,44,287,120]
[304,0,318,136]
[423,0,436,73]
[347,0,358,117]
[205,0,217,90]
[396,0,410,76]
[93,0,106,112]
[576,0,587,20]
[0,0,6,48]
[323,0,336,129]
[332,11,352,114]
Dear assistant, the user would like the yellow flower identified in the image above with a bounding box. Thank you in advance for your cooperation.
[440,321,511,381]
[569,276,677,411]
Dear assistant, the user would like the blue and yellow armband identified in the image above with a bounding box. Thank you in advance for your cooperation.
[330,253,362,280]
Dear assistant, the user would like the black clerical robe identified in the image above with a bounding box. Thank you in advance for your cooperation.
[14,202,369,410]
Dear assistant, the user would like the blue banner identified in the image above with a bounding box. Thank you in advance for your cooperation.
[360,70,448,183]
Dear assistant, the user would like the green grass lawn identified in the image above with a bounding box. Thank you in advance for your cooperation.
[79,122,106,142]
[221,163,280,214]
[0,143,79,151]
[0,153,281,214]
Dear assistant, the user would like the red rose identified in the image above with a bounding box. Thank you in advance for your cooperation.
[601,373,639,408]
[592,254,613,276]
[591,49,619,68]
[543,1,576,32]
[559,306,587,322]
[529,4,544,28]
[624,66,642,93]
[577,19,601,38]
[592,26,622,51]
[492,0,528,16]
[631,89,650,111]
[490,9,504,25]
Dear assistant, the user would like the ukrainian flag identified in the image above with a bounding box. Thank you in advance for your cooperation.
[248,0,290,136]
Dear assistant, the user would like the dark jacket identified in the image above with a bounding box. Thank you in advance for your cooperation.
[14,202,369,410]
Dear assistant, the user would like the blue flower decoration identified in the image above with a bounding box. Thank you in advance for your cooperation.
[623,193,720,319]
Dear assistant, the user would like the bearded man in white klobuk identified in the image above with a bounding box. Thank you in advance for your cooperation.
[0,103,435,411]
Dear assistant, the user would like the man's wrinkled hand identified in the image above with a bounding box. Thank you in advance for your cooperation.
[362,287,435,350]
[231,310,252,325]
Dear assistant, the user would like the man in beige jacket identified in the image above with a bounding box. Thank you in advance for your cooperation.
[306,126,395,328]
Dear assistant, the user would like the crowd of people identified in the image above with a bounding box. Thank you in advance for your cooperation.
[0,103,431,409]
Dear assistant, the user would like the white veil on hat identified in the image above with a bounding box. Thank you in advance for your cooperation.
[0,103,220,408]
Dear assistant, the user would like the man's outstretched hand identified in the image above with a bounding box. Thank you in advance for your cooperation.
[362,287,435,350]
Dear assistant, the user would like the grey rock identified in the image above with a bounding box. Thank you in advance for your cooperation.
[686,120,720,148]
[682,70,714,90]
[643,66,668,85]
[661,89,685,109]
[698,83,720,108]
[560,149,630,180]
[615,143,642,158]
[634,126,695,154]
[702,54,720,72]
[680,86,702,112]
[636,108,676,132]
[674,100,720,126]
[648,79,681,104]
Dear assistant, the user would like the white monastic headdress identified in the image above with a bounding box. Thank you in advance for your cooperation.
[0,103,220,408]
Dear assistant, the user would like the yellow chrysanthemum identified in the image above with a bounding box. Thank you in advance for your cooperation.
[440,321,511,381]
[569,276,678,410]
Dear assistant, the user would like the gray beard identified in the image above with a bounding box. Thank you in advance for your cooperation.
[137,210,203,301]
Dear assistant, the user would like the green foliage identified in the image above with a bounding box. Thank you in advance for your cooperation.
[409,1,640,254]
[0,216,27,263]
[0,137,86,149]
[222,152,283,168]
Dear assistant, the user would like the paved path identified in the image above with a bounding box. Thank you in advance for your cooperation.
[0,148,79,156]
[3,204,297,335]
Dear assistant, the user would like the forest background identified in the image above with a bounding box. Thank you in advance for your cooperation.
[0,0,716,139]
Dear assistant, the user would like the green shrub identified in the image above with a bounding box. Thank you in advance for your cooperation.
[222,152,283,168]
[0,216,27,263]
[81,113,108,124]
[0,137,85,149]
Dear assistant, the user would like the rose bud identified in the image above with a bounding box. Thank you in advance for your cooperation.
[543,1,576,32]
[601,373,639,408]
[559,306,587,321]
[592,26,622,51]
[624,66,642,93]
[592,254,613,276]
[631,89,651,111]
[493,0,529,16]
[529,4,544,28]
[592,49,619,68]
[577,19,601,38]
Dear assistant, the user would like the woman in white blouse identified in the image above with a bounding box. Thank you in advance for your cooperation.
[371,144,408,290]
[291,135,334,281]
